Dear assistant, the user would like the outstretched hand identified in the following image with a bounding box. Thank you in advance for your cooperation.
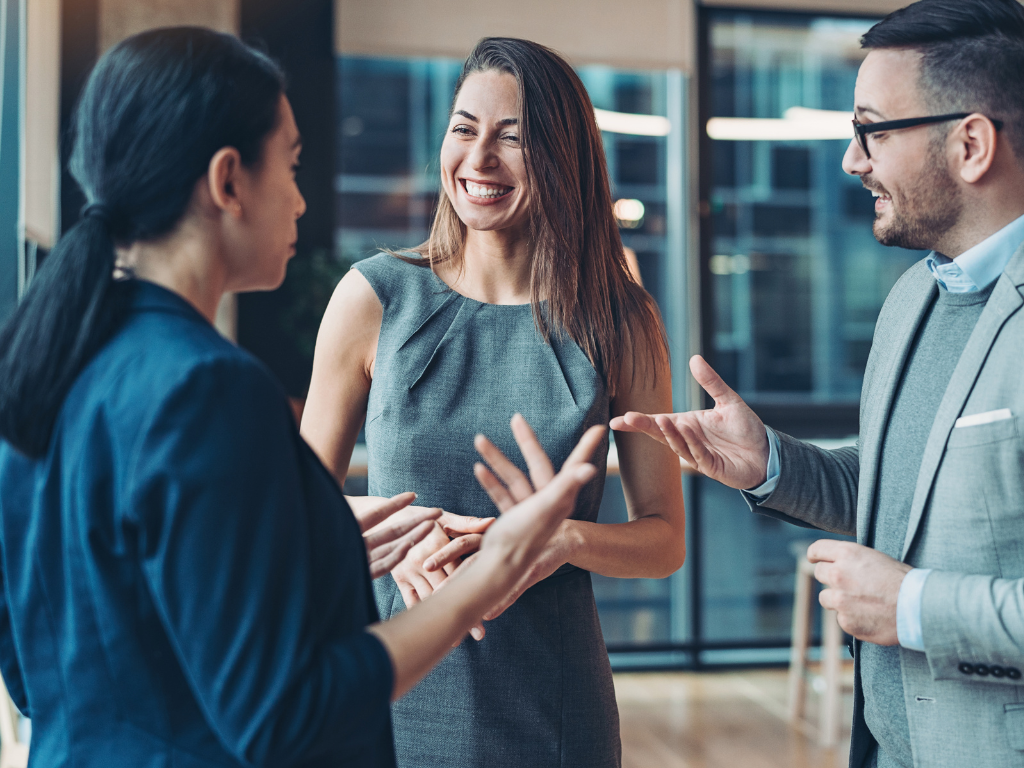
[468,416,605,621]
[610,355,770,490]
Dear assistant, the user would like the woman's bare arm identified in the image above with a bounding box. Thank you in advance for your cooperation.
[301,269,379,485]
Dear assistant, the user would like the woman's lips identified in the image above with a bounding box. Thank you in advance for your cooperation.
[461,178,514,203]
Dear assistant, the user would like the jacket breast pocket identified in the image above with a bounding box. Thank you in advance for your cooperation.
[928,417,1023,572]
[948,415,1018,448]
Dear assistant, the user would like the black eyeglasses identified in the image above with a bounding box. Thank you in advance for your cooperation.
[852,112,1004,158]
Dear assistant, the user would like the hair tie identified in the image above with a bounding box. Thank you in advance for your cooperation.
[81,202,113,225]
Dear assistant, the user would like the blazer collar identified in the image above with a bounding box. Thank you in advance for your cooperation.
[129,280,212,326]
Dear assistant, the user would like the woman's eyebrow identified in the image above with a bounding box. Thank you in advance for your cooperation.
[454,109,477,121]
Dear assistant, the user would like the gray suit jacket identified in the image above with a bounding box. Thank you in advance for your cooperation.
[750,243,1024,767]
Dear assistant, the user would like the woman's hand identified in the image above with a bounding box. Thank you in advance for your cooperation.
[356,493,441,579]
[467,415,601,619]
[481,522,573,621]
[423,511,495,573]
[367,417,602,700]
[391,510,494,641]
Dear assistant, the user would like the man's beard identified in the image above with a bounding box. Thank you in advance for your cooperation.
[868,144,962,251]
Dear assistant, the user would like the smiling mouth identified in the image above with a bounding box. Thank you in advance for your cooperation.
[462,179,514,200]
[866,185,891,203]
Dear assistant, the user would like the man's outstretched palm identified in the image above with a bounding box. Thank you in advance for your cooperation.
[610,355,770,490]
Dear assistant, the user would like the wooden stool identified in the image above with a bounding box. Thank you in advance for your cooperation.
[0,670,28,768]
[788,540,852,747]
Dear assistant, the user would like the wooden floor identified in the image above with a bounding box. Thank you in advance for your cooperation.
[616,669,852,768]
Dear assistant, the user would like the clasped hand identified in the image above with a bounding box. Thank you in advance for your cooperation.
[807,540,910,646]
[389,415,600,642]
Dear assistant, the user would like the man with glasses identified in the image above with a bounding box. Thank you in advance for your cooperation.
[614,0,1024,765]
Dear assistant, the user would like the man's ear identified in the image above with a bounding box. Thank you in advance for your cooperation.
[956,114,999,184]
[207,147,244,217]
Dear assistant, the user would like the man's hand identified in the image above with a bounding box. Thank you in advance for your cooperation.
[807,540,912,646]
[610,355,770,490]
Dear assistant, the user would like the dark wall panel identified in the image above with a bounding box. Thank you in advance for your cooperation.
[238,0,335,397]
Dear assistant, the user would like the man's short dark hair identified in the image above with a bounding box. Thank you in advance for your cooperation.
[861,0,1024,162]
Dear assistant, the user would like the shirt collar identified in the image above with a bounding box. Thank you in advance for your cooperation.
[926,213,1024,293]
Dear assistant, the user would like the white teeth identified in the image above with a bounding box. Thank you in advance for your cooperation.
[465,181,512,199]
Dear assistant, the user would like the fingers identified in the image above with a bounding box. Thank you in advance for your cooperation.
[563,424,607,469]
[438,510,494,535]
[363,507,439,552]
[818,587,838,612]
[474,462,518,513]
[689,355,742,407]
[409,571,437,599]
[366,520,434,579]
[655,415,702,469]
[474,433,534,502]
[813,561,838,588]
[517,461,596,532]
[806,539,843,564]
[397,581,419,609]
[510,414,556,487]
[610,412,668,445]
[355,491,419,534]
[424,533,483,572]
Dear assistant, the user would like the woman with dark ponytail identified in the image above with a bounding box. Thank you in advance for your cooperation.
[0,26,602,767]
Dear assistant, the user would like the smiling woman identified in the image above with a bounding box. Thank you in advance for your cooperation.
[302,36,687,768]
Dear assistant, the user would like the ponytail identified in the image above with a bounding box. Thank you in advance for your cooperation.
[0,27,284,458]
[0,213,129,456]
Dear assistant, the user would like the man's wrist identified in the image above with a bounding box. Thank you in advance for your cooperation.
[896,567,932,652]
[745,426,781,496]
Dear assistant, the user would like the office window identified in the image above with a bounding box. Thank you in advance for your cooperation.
[704,11,924,436]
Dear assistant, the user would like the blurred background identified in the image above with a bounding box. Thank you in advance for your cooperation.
[0,0,915,672]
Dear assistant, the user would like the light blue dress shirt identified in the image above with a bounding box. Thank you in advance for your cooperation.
[748,213,1024,652]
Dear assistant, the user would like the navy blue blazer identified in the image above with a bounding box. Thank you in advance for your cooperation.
[0,281,396,767]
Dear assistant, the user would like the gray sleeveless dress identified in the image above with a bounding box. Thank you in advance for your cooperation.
[353,254,621,768]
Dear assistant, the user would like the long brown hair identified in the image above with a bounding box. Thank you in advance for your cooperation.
[398,37,666,397]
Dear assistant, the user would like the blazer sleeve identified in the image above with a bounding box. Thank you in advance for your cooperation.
[920,570,1024,684]
[743,431,860,537]
[127,355,393,765]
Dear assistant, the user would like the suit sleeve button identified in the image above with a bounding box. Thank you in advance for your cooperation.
[959,662,975,675]
[975,664,991,676]
[991,665,1006,678]
[1008,667,1022,680]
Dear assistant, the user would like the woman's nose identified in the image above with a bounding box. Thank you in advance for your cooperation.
[467,137,498,171]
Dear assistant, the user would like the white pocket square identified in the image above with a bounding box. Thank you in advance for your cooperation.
[955,408,1013,428]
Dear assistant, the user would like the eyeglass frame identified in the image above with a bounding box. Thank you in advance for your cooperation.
[852,112,1004,159]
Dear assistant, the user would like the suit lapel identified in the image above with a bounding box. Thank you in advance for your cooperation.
[857,266,936,545]
[900,246,1024,559]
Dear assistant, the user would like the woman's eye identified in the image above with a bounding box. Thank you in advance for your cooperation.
[451,126,473,136]
[502,134,520,143]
